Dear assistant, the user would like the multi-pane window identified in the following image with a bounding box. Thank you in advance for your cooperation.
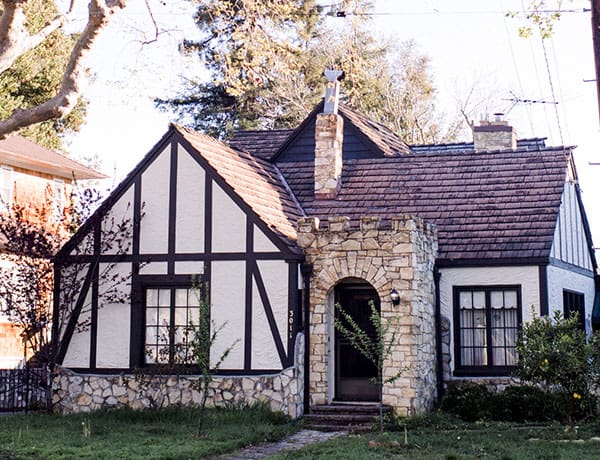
[0,165,14,209]
[563,290,585,332]
[144,287,203,365]
[454,286,521,375]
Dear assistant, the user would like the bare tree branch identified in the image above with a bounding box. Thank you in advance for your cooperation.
[0,0,127,138]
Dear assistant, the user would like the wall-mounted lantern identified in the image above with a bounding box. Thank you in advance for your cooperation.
[390,288,400,306]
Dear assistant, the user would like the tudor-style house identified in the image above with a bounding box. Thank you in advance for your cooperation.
[52,74,597,417]
[0,135,105,368]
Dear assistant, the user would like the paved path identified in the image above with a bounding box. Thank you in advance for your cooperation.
[212,429,347,459]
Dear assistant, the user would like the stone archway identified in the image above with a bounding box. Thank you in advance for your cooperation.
[333,278,380,401]
[297,215,439,414]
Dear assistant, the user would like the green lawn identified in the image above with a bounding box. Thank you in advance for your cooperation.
[273,413,600,460]
[0,405,297,460]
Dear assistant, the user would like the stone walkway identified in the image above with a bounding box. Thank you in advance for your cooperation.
[211,429,347,459]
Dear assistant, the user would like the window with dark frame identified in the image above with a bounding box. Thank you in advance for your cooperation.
[454,286,521,375]
[144,287,203,365]
[563,289,585,332]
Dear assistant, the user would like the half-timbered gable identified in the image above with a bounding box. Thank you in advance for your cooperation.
[54,126,304,380]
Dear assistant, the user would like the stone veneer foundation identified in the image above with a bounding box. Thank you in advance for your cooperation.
[297,215,438,415]
[53,333,305,417]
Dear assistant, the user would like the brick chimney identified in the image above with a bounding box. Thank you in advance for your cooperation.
[314,70,344,200]
[473,113,517,151]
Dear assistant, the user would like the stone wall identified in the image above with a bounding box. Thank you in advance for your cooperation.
[297,215,438,415]
[53,332,305,418]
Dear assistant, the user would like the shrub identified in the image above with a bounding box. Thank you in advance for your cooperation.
[490,385,556,422]
[515,311,600,427]
[440,382,493,421]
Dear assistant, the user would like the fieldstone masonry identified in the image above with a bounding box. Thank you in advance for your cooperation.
[53,332,305,417]
[297,214,438,415]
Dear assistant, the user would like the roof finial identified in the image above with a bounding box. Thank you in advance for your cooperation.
[323,69,344,115]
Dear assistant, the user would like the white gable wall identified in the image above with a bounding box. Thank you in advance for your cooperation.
[212,184,246,252]
[95,262,131,368]
[550,182,593,270]
[140,146,170,254]
[176,144,205,253]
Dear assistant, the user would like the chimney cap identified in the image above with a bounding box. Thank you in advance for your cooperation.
[324,69,345,82]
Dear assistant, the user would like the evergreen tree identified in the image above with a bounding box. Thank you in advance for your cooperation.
[158,0,460,143]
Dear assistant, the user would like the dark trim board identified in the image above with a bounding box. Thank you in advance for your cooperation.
[436,257,549,268]
[548,257,596,277]
[539,264,549,316]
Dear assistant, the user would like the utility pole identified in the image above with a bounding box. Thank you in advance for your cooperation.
[592,0,600,125]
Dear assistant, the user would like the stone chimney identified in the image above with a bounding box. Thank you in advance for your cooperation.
[473,113,517,151]
[314,70,344,200]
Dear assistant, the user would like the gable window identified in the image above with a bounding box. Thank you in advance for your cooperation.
[453,286,521,376]
[0,165,14,209]
[563,289,585,332]
[144,286,204,365]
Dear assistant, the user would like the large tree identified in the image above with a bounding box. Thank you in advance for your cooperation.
[159,0,459,144]
[0,0,127,144]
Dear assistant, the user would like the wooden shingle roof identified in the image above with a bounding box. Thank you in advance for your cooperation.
[176,126,304,251]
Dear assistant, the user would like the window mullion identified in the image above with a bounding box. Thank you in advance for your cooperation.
[485,290,493,367]
[169,288,176,363]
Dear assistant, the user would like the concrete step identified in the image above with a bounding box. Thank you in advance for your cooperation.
[304,403,391,432]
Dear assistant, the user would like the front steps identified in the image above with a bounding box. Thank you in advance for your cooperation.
[303,403,392,432]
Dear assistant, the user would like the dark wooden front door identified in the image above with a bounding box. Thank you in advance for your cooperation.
[334,281,380,402]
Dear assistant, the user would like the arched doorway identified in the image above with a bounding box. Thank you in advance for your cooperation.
[334,278,380,401]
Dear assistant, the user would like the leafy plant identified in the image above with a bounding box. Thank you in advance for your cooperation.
[334,300,405,432]
[514,310,600,428]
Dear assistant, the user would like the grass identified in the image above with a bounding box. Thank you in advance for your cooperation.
[0,405,298,460]
[272,412,600,460]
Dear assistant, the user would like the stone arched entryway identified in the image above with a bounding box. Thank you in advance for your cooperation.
[334,278,381,401]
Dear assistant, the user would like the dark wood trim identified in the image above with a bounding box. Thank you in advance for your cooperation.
[436,257,548,268]
[539,264,549,316]
[60,251,290,264]
[288,262,299,367]
[167,141,178,275]
[56,257,101,364]
[129,174,143,368]
[244,220,253,371]
[252,262,287,367]
[51,263,61,365]
[548,257,595,277]
[89,224,101,369]
[433,265,444,399]
[300,263,313,415]
[574,183,598,272]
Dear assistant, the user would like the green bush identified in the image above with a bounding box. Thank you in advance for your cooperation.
[440,382,493,421]
[490,385,556,422]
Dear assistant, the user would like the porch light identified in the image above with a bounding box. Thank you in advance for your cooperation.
[390,288,400,306]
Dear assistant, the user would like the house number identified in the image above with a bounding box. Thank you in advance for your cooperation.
[288,310,294,340]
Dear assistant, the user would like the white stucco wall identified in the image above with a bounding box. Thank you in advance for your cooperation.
[174,261,204,275]
[95,263,131,368]
[210,261,245,369]
[62,295,91,368]
[547,264,595,333]
[212,184,246,253]
[176,144,205,253]
[254,225,278,252]
[439,265,540,374]
[251,260,289,369]
[139,262,168,275]
[101,186,134,255]
[140,146,170,254]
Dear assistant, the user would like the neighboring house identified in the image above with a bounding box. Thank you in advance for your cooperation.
[52,76,597,417]
[0,135,105,368]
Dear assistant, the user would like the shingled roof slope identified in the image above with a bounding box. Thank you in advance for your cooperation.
[229,129,293,160]
[277,147,569,264]
[176,126,304,250]
[0,135,106,180]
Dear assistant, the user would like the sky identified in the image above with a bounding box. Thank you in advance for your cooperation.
[63,0,600,249]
